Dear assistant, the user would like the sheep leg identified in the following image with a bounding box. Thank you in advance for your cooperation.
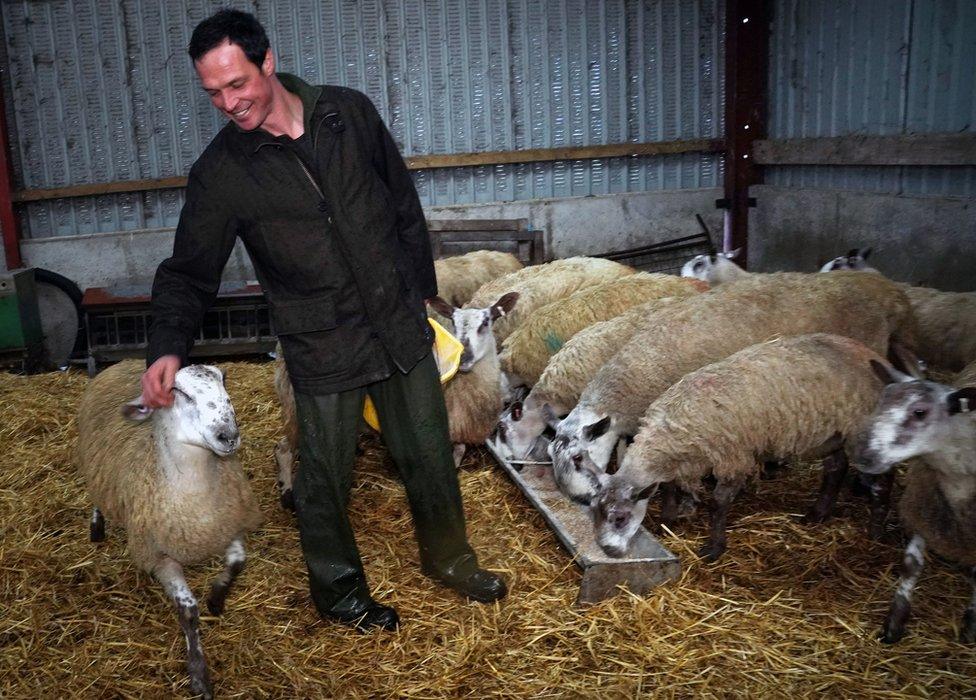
[206,538,246,617]
[881,534,925,644]
[801,448,849,524]
[699,477,744,562]
[866,470,895,540]
[960,566,976,643]
[154,557,213,700]
[657,482,680,532]
[274,436,296,512]
[90,507,105,542]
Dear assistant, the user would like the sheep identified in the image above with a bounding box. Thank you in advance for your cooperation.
[433,249,523,307]
[680,249,748,285]
[957,359,976,388]
[494,296,686,464]
[818,247,878,273]
[497,272,707,388]
[77,360,263,699]
[463,256,635,346]
[273,293,520,509]
[855,361,976,643]
[549,271,918,505]
[899,285,976,372]
[589,334,893,561]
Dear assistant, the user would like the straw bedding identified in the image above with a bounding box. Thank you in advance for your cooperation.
[1,361,974,698]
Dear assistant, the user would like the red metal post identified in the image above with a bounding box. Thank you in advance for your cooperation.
[722,0,770,267]
[0,75,22,269]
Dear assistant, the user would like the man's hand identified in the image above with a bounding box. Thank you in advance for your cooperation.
[141,355,181,408]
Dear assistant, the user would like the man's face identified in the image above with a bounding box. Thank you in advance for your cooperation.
[195,40,274,132]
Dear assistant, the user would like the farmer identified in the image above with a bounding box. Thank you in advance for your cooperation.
[140,9,506,632]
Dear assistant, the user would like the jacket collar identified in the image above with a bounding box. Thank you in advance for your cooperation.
[231,73,336,155]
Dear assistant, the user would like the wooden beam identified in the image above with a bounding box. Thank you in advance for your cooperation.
[753,133,976,166]
[12,139,725,204]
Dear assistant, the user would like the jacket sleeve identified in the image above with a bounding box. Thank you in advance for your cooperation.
[146,167,238,367]
[360,93,437,299]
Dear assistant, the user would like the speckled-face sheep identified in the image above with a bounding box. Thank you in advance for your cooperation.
[591,334,893,562]
[494,296,686,464]
[855,362,976,644]
[433,249,523,307]
[550,271,918,505]
[497,272,706,389]
[680,249,748,285]
[77,360,263,700]
[273,293,519,508]
[818,247,878,273]
[462,256,635,346]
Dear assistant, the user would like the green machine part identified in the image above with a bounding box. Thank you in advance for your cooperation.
[0,269,43,352]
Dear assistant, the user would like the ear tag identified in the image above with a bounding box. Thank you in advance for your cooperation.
[960,397,971,413]
[324,111,345,133]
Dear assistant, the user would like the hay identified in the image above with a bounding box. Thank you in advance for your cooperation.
[1,361,975,698]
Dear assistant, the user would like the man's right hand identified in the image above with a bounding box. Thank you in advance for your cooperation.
[141,355,181,408]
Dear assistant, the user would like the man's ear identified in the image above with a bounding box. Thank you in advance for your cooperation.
[262,48,275,76]
[121,398,154,423]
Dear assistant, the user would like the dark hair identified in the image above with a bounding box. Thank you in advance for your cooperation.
[188,9,269,67]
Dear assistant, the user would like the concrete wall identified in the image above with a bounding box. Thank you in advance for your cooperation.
[20,188,724,291]
[750,185,976,291]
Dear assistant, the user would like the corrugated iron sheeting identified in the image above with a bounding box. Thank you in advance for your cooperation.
[767,0,976,197]
[1,0,724,239]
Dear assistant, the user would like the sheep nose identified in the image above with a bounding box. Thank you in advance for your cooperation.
[217,428,240,448]
[612,514,628,529]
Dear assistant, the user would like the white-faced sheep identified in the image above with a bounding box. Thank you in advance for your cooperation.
[855,362,976,643]
[680,249,748,285]
[463,256,635,346]
[77,360,263,699]
[497,272,707,389]
[494,296,686,464]
[273,293,519,507]
[591,334,893,562]
[433,249,523,307]
[818,247,878,273]
[550,271,918,505]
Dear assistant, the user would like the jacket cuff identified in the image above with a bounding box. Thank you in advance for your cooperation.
[146,327,190,368]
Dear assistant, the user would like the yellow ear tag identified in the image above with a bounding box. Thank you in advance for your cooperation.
[362,317,464,432]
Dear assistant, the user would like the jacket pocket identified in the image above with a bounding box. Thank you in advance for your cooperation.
[270,294,337,335]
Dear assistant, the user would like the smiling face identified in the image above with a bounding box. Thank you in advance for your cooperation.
[195,40,275,132]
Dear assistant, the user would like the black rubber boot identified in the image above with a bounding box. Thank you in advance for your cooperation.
[292,387,397,629]
[368,353,508,603]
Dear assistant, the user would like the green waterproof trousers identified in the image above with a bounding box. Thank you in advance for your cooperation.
[291,352,478,618]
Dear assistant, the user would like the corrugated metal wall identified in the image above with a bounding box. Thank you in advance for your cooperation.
[1,0,725,239]
[767,0,976,196]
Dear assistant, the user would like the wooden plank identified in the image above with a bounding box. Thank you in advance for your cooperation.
[13,140,725,203]
[428,219,526,232]
[485,441,680,604]
[753,133,976,166]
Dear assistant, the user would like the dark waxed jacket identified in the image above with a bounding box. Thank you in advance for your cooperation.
[148,74,435,394]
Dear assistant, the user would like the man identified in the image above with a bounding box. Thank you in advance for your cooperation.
[142,9,506,632]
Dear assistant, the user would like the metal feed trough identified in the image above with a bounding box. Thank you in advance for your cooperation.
[485,441,680,604]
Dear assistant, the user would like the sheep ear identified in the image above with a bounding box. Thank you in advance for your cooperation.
[857,246,872,260]
[121,398,154,422]
[948,388,976,415]
[633,483,656,502]
[426,296,456,318]
[583,415,612,441]
[540,403,561,429]
[490,292,519,320]
[870,360,913,385]
[724,247,743,261]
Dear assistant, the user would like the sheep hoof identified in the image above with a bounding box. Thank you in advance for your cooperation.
[188,668,213,700]
[206,586,227,617]
[280,489,296,512]
[879,624,904,645]
[90,521,105,542]
[698,542,725,562]
[800,508,829,525]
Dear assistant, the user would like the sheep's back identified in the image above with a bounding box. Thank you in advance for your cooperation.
[444,352,503,444]
[583,272,911,432]
[955,360,976,388]
[499,273,702,385]
[434,250,523,307]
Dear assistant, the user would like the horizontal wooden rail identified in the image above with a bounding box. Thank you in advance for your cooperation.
[753,133,976,166]
[12,139,725,203]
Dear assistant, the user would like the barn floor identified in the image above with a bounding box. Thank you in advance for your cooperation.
[2,362,974,698]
